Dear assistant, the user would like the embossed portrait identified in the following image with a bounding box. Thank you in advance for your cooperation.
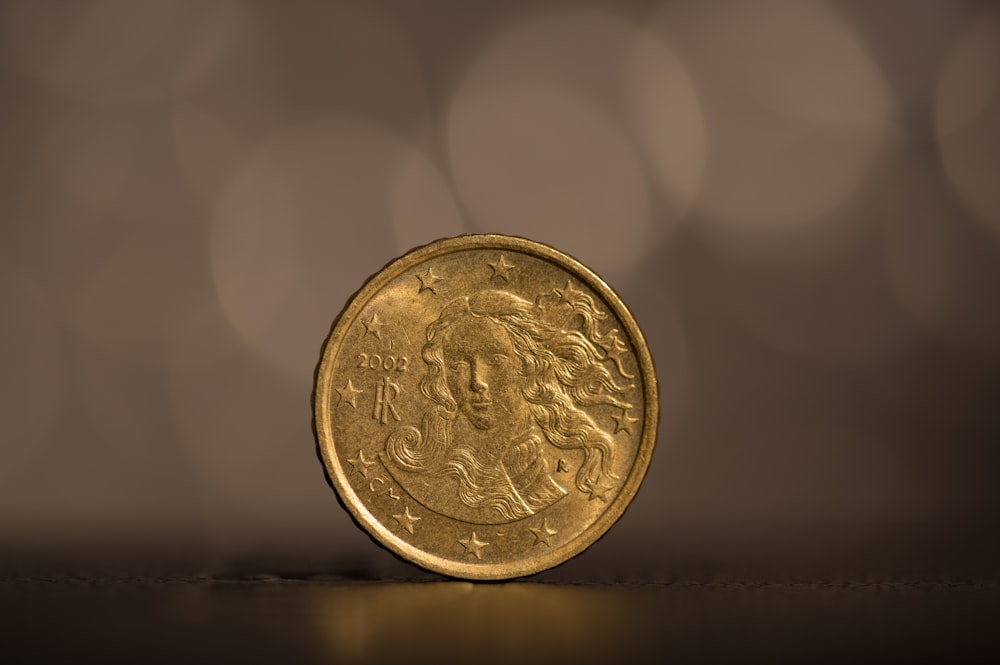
[385,288,633,524]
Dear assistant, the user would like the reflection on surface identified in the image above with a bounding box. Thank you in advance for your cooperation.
[311,582,634,662]
[6,578,1000,663]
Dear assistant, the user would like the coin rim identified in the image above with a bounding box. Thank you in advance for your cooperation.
[314,234,658,580]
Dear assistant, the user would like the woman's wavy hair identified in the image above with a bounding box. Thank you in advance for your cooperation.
[387,288,632,497]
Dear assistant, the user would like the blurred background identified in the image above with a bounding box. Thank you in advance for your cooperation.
[2,0,999,585]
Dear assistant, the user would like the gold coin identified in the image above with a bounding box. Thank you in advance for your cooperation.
[314,235,658,579]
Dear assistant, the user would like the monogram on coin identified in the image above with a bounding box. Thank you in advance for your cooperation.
[314,235,658,580]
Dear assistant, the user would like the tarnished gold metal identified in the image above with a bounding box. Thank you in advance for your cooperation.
[314,235,658,579]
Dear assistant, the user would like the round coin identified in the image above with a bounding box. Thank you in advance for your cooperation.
[314,235,658,579]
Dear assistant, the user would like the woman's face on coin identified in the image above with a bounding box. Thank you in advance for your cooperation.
[442,317,524,432]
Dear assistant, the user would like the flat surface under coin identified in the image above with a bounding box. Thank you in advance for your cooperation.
[314,235,657,579]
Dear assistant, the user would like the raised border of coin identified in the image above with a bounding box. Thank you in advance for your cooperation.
[313,234,658,579]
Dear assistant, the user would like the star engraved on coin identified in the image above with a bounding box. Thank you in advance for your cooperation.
[554,280,584,305]
[362,313,384,340]
[613,409,639,435]
[336,379,363,408]
[416,267,443,294]
[393,505,421,534]
[529,519,558,547]
[588,482,612,503]
[600,330,635,379]
[314,235,659,580]
[346,449,374,479]
[488,254,514,282]
[459,531,489,559]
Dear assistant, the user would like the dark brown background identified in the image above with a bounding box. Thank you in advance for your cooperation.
[2,0,999,660]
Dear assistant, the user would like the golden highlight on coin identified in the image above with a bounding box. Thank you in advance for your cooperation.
[314,235,658,579]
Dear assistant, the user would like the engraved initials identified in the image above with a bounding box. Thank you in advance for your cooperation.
[369,476,401,500]
[373,377,401,424]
